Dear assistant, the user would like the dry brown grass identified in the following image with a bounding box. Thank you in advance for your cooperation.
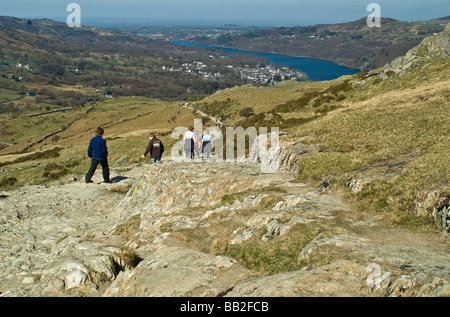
[290,66,450,216]
[199,80,337,117]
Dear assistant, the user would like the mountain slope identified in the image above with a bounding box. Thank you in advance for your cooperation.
[192,24,450,232]
[0,20,449,299]
[280,24,450,231]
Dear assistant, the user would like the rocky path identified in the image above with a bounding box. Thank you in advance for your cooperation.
[0,165,140,296]
[0,157,449,297]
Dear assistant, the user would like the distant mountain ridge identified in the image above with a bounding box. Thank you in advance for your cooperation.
[0,16,153,48]
[187,17,450,70]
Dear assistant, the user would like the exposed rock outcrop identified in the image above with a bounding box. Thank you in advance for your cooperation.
[0,166,139,297]
[103,247,247,297]
[415,190,450,235]
[362,23,449,80]
[0,156,449,297]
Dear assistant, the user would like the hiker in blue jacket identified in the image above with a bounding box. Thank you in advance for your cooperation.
[85,127,111,184]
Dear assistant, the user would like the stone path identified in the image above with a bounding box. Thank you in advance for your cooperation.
[0,159,448,297]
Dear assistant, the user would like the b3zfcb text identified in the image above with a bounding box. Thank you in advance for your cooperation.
[224,302,269,312]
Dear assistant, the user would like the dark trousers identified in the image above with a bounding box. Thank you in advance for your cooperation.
[184,139,194,159]
[85,158,110,182]
[202,141,211,158]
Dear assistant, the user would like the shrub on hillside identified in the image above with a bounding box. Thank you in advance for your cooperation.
[240,107,255,118]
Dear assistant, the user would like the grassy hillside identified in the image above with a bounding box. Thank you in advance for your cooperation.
[296,78,449,212]
[0,97,199,188]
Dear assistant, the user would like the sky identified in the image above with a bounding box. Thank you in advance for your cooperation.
[1,0,449,27]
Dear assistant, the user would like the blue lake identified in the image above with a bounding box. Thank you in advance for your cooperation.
[171,40,360,81]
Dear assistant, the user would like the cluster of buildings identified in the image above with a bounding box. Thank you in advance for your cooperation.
[161,59,305,85]
[0,62,31,82]
[162,61,225,81]
[16,63,32,71]
[234,64,306,85]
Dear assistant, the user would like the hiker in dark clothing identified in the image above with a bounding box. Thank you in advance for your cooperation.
[85,127,111,184]
[141,133,164,164]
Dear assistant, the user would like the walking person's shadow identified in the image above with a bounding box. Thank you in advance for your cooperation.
[110,176,129,183]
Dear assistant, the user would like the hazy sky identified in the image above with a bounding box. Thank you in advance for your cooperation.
[1,0,449,26]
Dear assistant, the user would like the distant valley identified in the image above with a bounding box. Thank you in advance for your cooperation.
[0,16,273,107]
[136,17,450,70]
